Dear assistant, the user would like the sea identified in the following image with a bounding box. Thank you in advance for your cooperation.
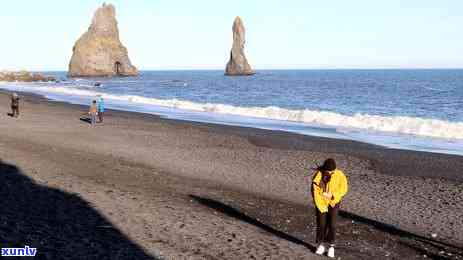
[1,69,463,156]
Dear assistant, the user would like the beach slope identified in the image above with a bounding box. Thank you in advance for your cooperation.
[0,91,462,259]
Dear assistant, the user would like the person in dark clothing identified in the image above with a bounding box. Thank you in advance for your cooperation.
[311,158,348,258]
[10,93,20,118]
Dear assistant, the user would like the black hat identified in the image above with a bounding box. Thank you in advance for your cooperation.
[319,158,336,172]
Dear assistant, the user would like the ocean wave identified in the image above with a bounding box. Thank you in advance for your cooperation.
[2,84,463,140]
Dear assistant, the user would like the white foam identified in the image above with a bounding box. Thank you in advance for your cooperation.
[2,84,463,140]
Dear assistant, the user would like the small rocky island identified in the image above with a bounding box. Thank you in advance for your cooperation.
[225,17,254,76]
[0,71,55,82]
[68,3,138,77]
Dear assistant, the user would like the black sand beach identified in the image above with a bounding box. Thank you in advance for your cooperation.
[0,90,462,259]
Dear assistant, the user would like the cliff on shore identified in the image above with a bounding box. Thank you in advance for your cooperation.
[68,3,138,77]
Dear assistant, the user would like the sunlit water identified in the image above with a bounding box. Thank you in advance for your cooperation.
[2,69,463,155]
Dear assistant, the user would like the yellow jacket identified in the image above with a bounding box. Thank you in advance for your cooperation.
[312,169,348,213]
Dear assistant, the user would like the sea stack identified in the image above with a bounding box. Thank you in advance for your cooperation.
[68,3,138,77]
[225,17,254,76]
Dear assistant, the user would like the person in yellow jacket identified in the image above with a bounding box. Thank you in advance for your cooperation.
[311,158,348,258]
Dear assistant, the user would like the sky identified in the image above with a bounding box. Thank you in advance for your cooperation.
[1,0,462,71]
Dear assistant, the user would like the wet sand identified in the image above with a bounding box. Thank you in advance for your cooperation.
[0,90,462,260]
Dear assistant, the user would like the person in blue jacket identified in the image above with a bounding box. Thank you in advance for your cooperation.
[97,96,105,123]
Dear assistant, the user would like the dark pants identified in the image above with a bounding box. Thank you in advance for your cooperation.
[316,203,339,245]
[98,111,104,122]
[11,105,19,117]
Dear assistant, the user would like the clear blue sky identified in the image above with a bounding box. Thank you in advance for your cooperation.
[1,0,462,70]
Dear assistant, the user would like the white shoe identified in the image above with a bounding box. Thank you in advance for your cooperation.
[327,246,335,258]
[315,244,325,255]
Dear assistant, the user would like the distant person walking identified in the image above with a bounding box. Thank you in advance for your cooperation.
[311,158,348,258]
[10,93,20,118]
[97,96,105,123]
[89,100,98,126]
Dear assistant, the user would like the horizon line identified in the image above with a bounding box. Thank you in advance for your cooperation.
[12,67,463,72]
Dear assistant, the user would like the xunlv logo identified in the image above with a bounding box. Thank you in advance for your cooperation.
[1,246,37,257]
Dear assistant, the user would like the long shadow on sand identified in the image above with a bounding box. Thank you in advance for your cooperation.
[190,195,463,259]
[189,195,316,251]
[339,211,463,256]
[79,116,92,124]
[0,159,157,259]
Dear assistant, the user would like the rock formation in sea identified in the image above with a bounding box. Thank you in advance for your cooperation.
[68,3,138,77]
[225,16,254,76]
[0,71,55,82]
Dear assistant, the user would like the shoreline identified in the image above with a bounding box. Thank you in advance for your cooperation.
[2,81,463,157]
[1,90,462,259]
[6,89,463,181]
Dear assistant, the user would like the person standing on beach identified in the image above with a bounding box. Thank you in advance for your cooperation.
[97,96,105,123]
[311,158,348,258]
[10,93,20,118]
[89,100,98,126]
